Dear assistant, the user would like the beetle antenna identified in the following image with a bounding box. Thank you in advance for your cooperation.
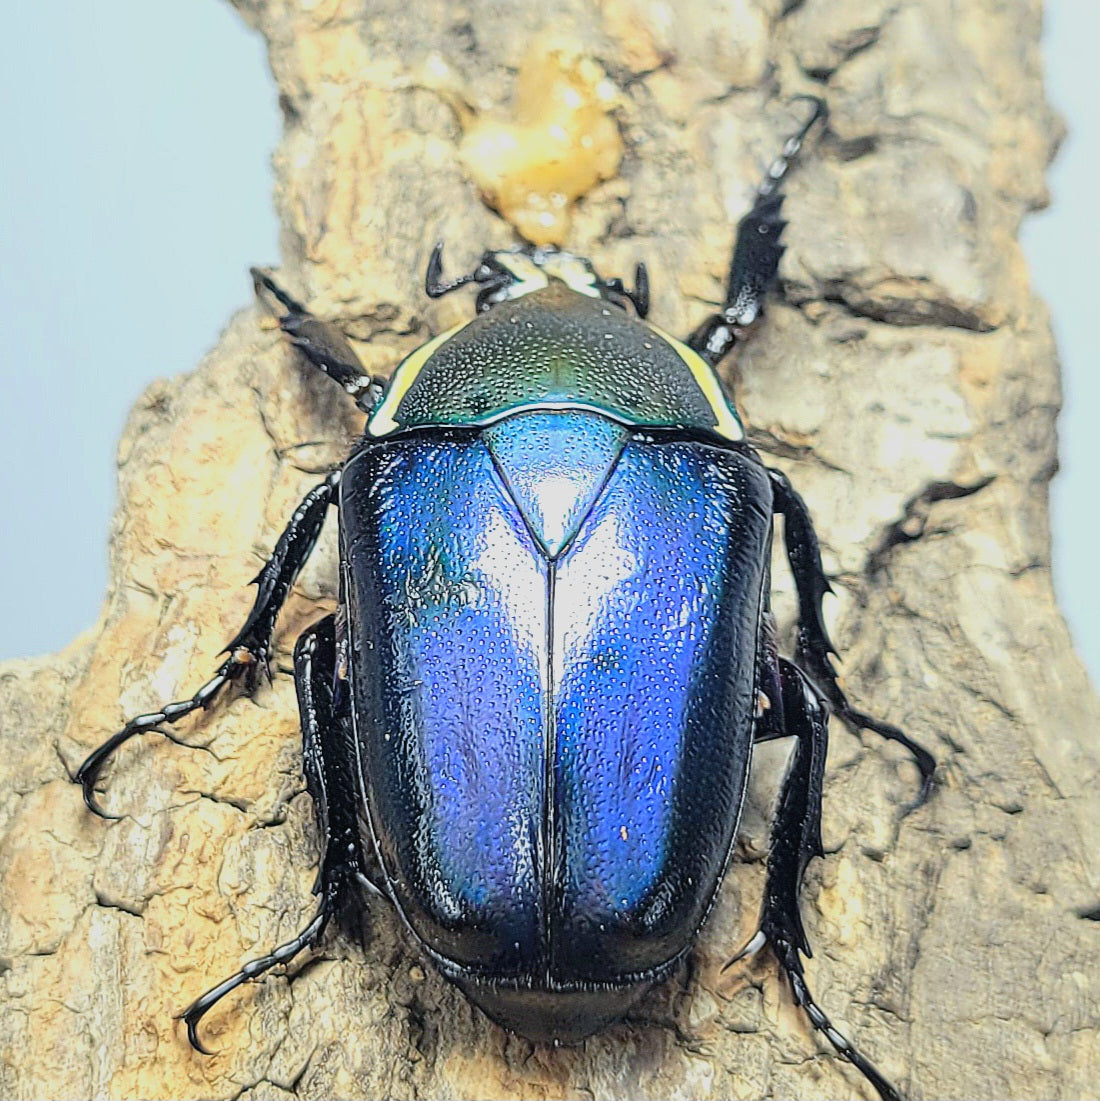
[425,242,477,298]
[632,262,650,318]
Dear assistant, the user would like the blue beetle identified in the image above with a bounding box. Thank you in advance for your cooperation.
[76,100,933,1101]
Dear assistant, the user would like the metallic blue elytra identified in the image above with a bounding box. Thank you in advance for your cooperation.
[548,440,770,981]
[340,422,772,1038]
[343,432,548,974]
[79,99,932,1101]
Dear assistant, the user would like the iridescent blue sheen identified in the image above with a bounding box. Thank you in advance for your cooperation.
[484,410,627,557]
[551,439,771,980]
[341,436,548,974]
[340,419,772,992]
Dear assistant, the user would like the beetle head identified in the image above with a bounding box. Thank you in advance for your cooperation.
[425,243,649,318]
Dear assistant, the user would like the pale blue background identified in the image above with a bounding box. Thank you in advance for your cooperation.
[1,2,1096,686]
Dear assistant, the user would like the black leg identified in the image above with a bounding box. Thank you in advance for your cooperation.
[730,658,904,1101]
[75,470,341,818]
[768,467,937,803]
[298,615,385,904]
[180,613,372,1053]
[688,98,826,366]
[251,268,379,409]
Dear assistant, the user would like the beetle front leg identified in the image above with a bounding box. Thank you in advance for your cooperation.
[687,98,826,367]
[75,470,341,817]
[251,268,380,411]
[768,467,937,804]
[732,658,905,1101]
[181,613,374,1053]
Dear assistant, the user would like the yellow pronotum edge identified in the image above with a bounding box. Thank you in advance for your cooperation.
[368,312,743,442]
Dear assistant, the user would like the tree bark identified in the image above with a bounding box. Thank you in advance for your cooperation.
[1,1,1096,1098]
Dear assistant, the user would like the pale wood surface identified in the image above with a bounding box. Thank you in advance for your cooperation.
[1,2,1096,1097]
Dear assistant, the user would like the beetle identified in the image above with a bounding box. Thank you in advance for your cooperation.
[75,99,934,1101]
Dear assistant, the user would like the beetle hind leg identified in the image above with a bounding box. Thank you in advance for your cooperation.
[180,613,373,1053]
[731,658,905,1101]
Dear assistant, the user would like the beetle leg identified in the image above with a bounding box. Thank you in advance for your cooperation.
[251,268,380,410]
[753,602,788,741]
[687,97,827,366]
[180,613,371,1053]
[298,614,384,904]
[75,470,341,818]
[768,466,937,805]
[733,658,905,1101]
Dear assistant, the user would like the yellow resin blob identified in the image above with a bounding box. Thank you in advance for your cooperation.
[458,36,623,245]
